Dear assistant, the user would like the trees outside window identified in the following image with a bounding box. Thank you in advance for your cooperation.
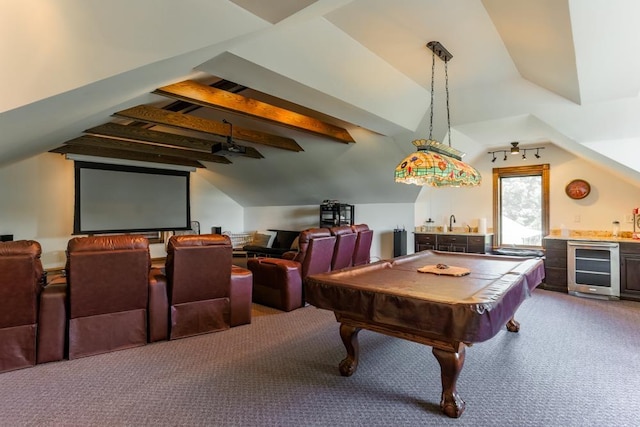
[492,164,549,248]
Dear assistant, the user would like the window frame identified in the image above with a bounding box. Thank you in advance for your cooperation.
[492,164,550,248]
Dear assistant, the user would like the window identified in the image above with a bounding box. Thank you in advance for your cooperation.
[492,164,549,248]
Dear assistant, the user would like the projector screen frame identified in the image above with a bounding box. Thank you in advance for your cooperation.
[73,161,191,235]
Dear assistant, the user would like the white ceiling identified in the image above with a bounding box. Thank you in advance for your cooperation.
[2,0,640,206]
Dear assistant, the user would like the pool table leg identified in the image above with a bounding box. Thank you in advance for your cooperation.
[506,317,520,332]
[432,343,466,418]
[338,323,361,376]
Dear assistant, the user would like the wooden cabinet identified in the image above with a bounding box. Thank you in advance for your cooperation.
[415,233,436,252]
[468,235,492,254]
[438,234,468,252]
[414,233,492,254]
[619,243,640,301]
[542,238,567,293]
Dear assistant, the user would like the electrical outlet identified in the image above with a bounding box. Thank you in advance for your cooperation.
[574,215,581,223]
[625,214,634,223]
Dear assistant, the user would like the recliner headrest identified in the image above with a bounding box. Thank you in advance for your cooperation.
[330,225,354,236]
[167,234,230,251]
[0,240,42,258]
[351,224,370,233]
[67,235,149,252]
[299,228,332,243]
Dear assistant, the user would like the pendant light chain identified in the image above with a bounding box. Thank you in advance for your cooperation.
[445,59,451,147]
[428,49,436,141]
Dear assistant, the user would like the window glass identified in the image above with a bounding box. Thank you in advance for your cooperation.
[500,175,542,245]
[492,164,549,248]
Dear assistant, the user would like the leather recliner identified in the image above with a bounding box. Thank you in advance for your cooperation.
[155,234,252,341]
[65,235,164,359]
[247,228,336,311]
[329,225,357,270]
[351,224,374,266]
[0,240,65,372]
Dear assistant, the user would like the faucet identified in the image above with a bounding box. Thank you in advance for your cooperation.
[449,214,456,232]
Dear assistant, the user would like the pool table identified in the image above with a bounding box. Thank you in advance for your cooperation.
[305,250,545,418]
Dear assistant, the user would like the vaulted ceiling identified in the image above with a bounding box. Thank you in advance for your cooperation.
[2,0,640,207]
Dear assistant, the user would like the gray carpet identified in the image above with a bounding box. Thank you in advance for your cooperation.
[1,289,639,426]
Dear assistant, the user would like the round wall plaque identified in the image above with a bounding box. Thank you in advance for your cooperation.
[565,179,591,200]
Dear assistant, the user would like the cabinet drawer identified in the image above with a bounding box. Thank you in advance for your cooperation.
[415,234,437,245]
[619,243,640,254]
[468,236,486,245]
[438,235,468,245]
[543,239,567,251]
[417,243,435,252]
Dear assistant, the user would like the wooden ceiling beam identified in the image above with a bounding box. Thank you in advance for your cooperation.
[85,123,231,162]
[153,80,355,144]
[61,135,232,165]
[113,105,298,154]
[49,145,205,169]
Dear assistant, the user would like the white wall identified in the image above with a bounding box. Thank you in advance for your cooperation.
[0,153,244,268]
[415,143,640,238]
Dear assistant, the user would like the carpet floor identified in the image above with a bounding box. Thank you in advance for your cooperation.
[1,289,639,426]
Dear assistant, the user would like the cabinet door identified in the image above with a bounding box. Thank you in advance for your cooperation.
[542,238,568,293]
[415,234,436,252]
[468,236,488,254]
[621,253,640,300]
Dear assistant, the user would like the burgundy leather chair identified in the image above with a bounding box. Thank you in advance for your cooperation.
[156,234,252,341]
[329,225,357,270]
[0,240,65,372]
[247,228,336,311]
[351,224,374,266]
[65,235,163,359]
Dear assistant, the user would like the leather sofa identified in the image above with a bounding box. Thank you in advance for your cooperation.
[247,228,336,311]
[152,234,252,341]
[65,235,164,359]
[0,240,65,372]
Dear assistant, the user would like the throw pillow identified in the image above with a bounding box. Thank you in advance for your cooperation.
[252,233,271,247]
[290,236,299,251]
[258,230,277,248]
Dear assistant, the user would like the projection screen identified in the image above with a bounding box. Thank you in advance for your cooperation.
[74,161,191,234]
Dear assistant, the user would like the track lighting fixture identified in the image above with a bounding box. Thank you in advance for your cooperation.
[488,143,545,163]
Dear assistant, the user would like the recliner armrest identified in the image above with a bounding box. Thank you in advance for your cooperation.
[230,266,252,326]
[148,268,168,342]
[37,281,67,364]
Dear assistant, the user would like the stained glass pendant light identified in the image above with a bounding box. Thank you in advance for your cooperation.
[394,41,481,187]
